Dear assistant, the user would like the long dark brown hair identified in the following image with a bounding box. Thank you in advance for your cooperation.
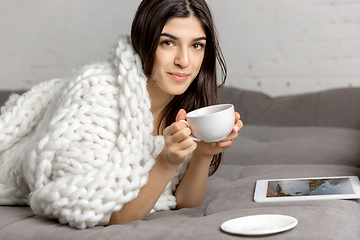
[131,0,227,176]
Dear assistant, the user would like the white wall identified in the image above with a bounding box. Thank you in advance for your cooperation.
[210,0,360,96]
[0,0,142,90]
[1,0,360,96]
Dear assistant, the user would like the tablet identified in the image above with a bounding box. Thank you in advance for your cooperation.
[254,176,360,202]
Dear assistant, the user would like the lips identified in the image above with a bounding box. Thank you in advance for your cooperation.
[168,72,190,82]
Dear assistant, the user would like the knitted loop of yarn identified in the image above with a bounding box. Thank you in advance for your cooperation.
[0,36,188,229]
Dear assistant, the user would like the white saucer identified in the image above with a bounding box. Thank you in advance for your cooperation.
[221,214,298,236]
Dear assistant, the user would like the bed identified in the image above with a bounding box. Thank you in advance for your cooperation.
[1,86,360,239]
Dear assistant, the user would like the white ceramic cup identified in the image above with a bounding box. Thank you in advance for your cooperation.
[179,104,235,142]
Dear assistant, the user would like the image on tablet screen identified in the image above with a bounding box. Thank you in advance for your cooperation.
[266,178,354,197]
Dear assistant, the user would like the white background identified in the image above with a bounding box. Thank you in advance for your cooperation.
[1,0,359,96]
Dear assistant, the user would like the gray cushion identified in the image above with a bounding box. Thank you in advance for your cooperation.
[220,86,360,129]
[223,125,360,167]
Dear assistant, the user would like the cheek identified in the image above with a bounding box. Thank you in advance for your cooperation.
[154,50,173,69]
[194,53,205,71]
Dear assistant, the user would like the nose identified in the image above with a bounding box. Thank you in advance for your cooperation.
[174,48,190,68]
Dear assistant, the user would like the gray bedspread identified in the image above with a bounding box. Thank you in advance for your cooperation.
[1,87,360,239]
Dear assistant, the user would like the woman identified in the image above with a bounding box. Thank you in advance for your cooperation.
[108,0,242,225]
[0,0,242,229]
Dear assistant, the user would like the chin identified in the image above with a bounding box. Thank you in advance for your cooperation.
[170,86,190,96]
[168,90,186,96]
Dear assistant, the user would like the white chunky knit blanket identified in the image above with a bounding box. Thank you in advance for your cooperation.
[0,36,188,229]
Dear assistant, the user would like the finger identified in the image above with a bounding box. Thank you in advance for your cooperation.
[216,139,233,148]
[179,137,197,151]
[171,127,192,144]
[217,130,239,143]
[167,135,196,154]
[175,109,188,130]
[235,112,241,121]
[176,109,187,122]
[232,120,243,133]
[164,121,188,137]
[167,140,194,155]
[175,141,197,159]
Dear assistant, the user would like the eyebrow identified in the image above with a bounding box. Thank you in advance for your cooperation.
[160,33,206,42]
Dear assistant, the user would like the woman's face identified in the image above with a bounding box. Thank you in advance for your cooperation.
[148,17,206,99]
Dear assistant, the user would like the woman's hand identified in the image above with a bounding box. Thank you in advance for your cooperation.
[109,109,196,225]
[194,112,243,157]
[160,109,197,168]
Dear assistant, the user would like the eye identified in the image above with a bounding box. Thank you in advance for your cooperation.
[161,40,175,47]
[192,42,205,50]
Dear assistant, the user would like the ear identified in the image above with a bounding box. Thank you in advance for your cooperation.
[176,109,187,122]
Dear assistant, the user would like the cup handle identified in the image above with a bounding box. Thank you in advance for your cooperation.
[179,120,201,142]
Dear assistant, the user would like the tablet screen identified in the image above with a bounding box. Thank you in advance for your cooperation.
[266,177,355,198]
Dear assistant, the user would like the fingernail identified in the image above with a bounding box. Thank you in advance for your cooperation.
[234,126,240,132]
